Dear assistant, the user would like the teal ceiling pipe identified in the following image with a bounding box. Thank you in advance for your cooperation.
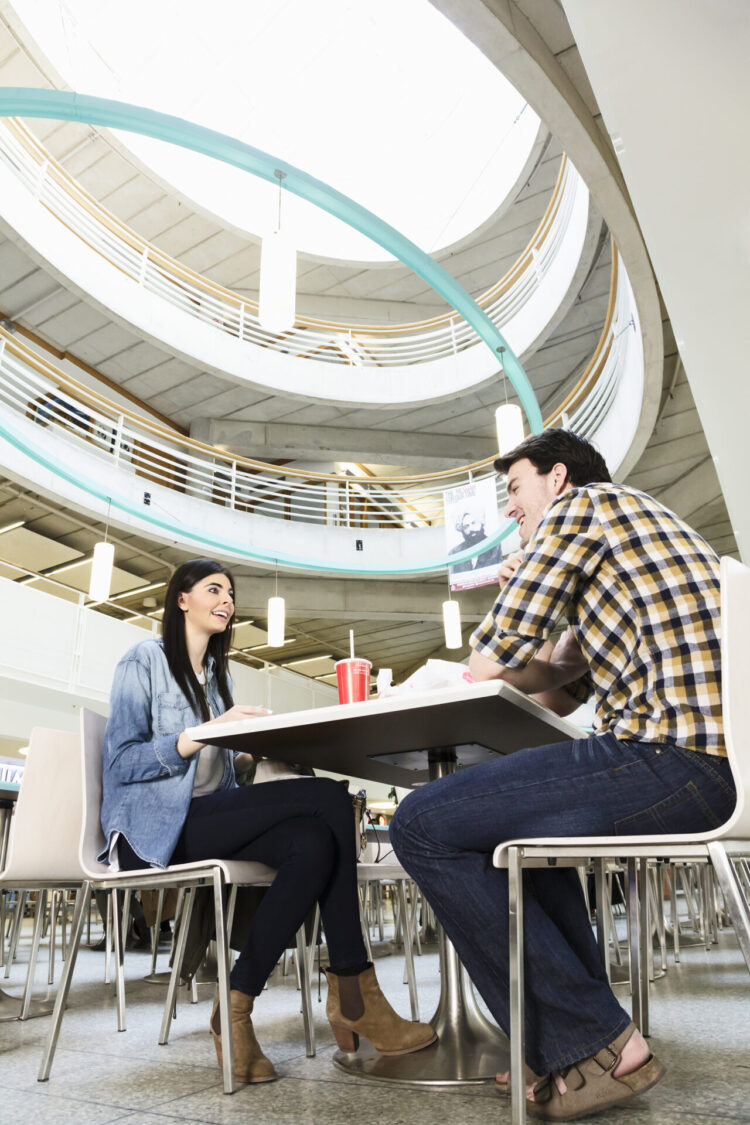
[0,87,541,571]
[0,411,508,573]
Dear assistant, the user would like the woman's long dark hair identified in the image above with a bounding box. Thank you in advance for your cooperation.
[162,558,235,721]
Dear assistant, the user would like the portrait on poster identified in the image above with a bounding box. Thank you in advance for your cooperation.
[444,478,505,592]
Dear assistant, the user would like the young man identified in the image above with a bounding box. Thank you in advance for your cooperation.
[390,429,735,1121]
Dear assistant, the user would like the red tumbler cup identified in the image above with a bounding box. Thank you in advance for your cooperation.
[335,658,372,704]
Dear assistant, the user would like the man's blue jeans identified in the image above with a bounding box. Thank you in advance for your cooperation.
[389,733,736,1074]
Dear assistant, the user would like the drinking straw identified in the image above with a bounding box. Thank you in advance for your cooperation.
[349,629,355,659]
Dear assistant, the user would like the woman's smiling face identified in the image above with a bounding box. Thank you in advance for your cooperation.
[178,572,235,637]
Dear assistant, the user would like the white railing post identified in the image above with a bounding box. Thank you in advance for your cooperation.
[112,414,125,465]
[230,460,237,510]
[34,158,49,201]
[138,248,149,286]
[238,303,245,341]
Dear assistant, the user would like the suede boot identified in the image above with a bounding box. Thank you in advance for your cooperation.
[210,989,277,1083]
[325,965,437,1055]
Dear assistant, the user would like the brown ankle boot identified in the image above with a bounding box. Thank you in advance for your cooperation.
[325,966,437,1056]
[210,989,277,1083]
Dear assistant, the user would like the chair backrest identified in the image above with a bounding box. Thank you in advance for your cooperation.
[79,707,111,878]
[719,556,750,838]
[0,727,83,882]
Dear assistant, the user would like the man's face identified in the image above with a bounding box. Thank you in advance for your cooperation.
[503,458,565,546]
[460,512,484,538]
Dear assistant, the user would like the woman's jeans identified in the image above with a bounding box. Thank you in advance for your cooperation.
[390,733,736,1074]
[122,777,368,995]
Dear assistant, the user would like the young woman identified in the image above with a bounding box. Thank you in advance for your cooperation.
[101,557,436,1082]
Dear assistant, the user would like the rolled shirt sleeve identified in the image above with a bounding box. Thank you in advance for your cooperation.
[470,490,608,688]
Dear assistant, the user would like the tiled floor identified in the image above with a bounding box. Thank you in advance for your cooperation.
[0,915,748,1125]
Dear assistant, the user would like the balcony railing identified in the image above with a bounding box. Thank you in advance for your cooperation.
[0,117,584,371]
[0,242,636,534]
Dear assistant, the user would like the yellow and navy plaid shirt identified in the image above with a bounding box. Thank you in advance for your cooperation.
[470,483,725,756]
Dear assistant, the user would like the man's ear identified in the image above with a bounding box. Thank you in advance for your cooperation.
[551,462,570,495]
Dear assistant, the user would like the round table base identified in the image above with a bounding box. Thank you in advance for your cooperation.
[332,1016,508,1086]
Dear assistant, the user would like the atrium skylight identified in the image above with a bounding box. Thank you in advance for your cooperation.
[12,0,539,262]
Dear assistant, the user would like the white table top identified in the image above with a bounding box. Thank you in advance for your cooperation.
[187,679,583,788]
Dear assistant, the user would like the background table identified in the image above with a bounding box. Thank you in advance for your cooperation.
[188,680,583,1084]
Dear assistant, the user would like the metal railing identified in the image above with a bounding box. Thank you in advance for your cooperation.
[0,243,635,532]
[0,116,583,369]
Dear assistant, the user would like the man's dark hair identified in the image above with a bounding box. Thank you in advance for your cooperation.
[494,428,611,486]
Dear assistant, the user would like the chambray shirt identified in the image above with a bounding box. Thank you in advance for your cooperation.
[100,637,236,868]
[470,483,725,756]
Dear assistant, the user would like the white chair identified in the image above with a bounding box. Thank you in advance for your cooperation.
[494,556,750,1124]
[0,728,84,1019]
[38,708,314,1094]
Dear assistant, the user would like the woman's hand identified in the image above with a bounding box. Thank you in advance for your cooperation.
[176,705,271,758]
[211,705,271,726]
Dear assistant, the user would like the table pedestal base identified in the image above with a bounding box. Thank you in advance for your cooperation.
[333,746,509,1085]
[0,987,54,1022]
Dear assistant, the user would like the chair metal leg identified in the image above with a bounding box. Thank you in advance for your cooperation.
[47,890,57,986]
[669,864,680,962]
[4,888,27,977]
[38,882,90,1081]
[358,885,373,960]
[20,889,47,1019]
[149,888,165,977]
[707,842,750,972]
[594,859,610,980]
[104,890,113,984]
[211,870,237,1094]
[111,889,126,1031]
[636,858,650,1035]
[508,846,526,1125]
[296,924,315,1057]
[627,858,643,1031]
[396,881,420,1021]
[159,887,195,1044]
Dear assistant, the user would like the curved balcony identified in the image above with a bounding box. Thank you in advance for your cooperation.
[0,117,590,405]
[0,242,643,575]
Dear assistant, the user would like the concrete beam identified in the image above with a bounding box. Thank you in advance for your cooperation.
[233,574,496,623]
[191,419,496,468]
[655,456,721,524]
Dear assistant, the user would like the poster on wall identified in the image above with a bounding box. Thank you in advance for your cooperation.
[444,478,507,592]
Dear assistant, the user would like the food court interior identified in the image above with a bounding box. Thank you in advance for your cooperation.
[0,1,748,1123]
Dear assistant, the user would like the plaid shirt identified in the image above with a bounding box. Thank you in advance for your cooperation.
[470,483,725,756]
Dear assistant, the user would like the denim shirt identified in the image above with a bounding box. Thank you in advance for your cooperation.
[100,637,236,868]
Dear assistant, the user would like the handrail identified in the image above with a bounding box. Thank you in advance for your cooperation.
[0,115,580,371]
[0,243,635,534]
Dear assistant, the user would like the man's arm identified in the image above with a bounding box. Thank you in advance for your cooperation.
[469,639,586,694]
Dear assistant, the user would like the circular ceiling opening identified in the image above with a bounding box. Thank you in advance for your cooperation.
[12,0,539,261]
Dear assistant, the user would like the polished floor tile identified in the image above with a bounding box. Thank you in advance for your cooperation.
[0,913,748,1125]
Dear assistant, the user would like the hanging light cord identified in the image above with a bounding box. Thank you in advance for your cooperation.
[274,169,286,232]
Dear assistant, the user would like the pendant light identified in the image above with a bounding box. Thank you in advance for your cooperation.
[267,561,286,647]
[88,498,114,602]
[258,169,297,335]
[494,346,525,456]
[495,403,524,456]
[442,595,463,649]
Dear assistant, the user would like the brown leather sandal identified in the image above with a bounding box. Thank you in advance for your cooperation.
[526,1022,665,1121]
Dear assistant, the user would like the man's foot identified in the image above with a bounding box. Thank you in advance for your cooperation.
[525,1023,665,1120]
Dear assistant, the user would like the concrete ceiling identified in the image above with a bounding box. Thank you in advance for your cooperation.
[0,0,740,684]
